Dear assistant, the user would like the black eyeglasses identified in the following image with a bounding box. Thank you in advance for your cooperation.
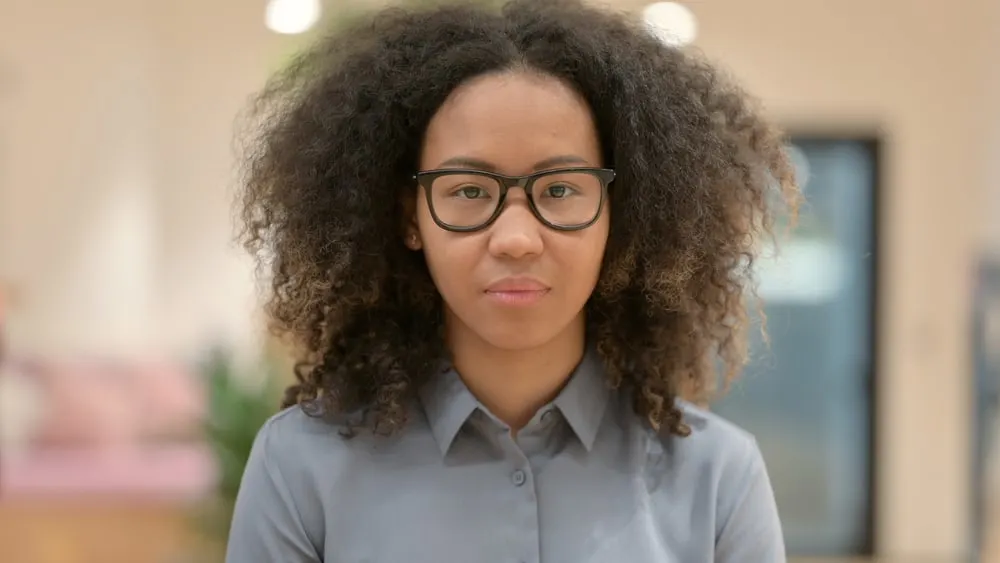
[413,167,615,232]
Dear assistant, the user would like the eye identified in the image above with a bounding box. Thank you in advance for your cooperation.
[542,184,575,199]
[453,186,490,199]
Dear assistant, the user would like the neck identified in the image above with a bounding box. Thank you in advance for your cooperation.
[446,315,586,432]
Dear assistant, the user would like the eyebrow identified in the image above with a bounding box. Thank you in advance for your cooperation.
[435,154,592,172]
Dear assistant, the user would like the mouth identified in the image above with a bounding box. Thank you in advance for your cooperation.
[485,288,550,306]
[484,277,551,306]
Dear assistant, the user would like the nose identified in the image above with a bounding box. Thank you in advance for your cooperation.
[486,194,544,259]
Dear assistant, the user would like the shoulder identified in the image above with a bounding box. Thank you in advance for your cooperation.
[248,405,368,483]
[255,404,368,461]
[233,406,399,557]
[260,403,356,441]
[253,403,434,478]
[649,399,776,534]
[648,399,769,506]
[654,399,759,464]
[659,402,784,558]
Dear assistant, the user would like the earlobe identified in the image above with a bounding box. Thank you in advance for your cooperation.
[399,190,422,250]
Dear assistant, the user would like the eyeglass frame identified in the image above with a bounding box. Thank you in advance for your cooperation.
[412,167,616,233]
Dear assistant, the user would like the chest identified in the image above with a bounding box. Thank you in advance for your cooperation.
[321,439,716,563]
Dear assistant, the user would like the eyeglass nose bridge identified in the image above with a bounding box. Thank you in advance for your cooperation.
[494,175,535,200]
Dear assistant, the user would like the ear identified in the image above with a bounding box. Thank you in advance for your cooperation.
[400,189,423,250]
[405,231,422,250]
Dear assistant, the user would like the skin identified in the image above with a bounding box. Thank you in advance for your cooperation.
[406,70,609,431]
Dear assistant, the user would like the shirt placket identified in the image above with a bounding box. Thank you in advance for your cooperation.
[496,430,541,563]
[468,408,553,563]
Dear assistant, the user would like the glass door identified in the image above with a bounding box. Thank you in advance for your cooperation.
[713,138,878,555]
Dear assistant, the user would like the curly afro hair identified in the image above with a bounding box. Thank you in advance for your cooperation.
[239,0,799,437]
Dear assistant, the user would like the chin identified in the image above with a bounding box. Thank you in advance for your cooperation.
[444,301,585,352]
[475,323,561,351]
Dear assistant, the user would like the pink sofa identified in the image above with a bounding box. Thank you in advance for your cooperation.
[1,358,215,499]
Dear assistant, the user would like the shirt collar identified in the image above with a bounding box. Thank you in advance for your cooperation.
[419,364,479,457]
[552,347,611,451]
[419,348,611,456]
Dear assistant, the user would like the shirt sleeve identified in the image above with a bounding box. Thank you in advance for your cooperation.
[714,438,786,562]
[225,419,323,563]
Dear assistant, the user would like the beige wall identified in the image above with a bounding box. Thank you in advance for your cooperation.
[633,0,996,557]
[0,0,282,360]
[1,0,997,558]
[984,0,1000,258]
[147,0,280,359]
[1,0,158,358]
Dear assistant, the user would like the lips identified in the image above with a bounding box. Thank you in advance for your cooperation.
[486,277,549,292]
[484,277,550,306]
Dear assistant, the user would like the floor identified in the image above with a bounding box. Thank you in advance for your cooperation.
[0,494,997,563]
[988,506,1000,562]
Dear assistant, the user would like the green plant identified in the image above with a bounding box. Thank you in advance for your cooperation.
[195,347,283,552]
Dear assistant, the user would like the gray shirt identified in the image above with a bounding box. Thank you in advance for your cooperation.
[226,350,785,562]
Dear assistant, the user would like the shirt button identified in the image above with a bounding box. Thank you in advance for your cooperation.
[511,469,526,486]
[541,409,555,422]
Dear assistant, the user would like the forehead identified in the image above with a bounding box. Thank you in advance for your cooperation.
[420,70,601,173]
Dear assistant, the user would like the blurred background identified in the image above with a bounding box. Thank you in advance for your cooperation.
[0,0,998,561]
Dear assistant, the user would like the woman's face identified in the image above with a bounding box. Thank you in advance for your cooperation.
[411,70,609,351]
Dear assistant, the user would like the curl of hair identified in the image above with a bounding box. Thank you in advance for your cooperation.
[238,0,800,437]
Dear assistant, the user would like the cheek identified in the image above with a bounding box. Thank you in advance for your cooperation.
[546,227,608,305]
[415,201,479,295]
[568,218,609,279]
[570,234,608,283]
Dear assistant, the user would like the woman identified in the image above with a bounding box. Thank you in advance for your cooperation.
[228,1,799,561]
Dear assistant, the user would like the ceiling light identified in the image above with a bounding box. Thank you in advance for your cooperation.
[265,0,322,35]
[643,2,698,47]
